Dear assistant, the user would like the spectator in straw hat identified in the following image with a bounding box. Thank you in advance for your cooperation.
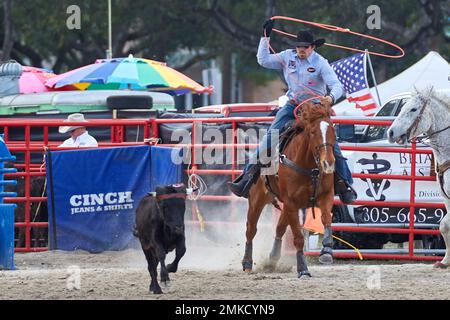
[58,113,98,148]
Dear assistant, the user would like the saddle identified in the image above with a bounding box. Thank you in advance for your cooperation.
[279,120,302,155]
[263,120,342,208]
[263,121,303,207]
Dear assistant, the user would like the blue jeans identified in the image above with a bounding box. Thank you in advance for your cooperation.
[245,101,353,185]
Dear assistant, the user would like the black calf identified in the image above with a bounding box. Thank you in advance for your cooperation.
[134,184,187,294]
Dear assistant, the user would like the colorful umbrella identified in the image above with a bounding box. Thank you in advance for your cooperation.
[19,66,56,94]
[45,54,213,95]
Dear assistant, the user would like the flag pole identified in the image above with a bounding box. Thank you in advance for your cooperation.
[365,49,382,106]
[107,0,113,59]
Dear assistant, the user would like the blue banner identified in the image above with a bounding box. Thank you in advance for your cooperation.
[46,145,182,253]
[150,146,183,191]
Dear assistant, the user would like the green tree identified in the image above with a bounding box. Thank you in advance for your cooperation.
[206,0,449,81]
[1,0,448,88]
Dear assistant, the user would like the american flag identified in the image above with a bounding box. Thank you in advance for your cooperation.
[331,53,378,116]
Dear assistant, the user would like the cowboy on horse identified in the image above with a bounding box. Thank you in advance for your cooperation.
[229,20,357,204]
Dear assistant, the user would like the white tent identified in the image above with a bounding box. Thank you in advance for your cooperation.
[334,51,450,116]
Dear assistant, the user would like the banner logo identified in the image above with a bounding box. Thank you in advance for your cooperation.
[357,153,391,201]
[69,191,134,214]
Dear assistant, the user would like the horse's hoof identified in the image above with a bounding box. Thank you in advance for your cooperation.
[244,268,253,273]
[265,260,277,272]
[298,271,312,278]
[433,262,449,269]
[319,253,333,265]
[242,261,253,271]
[269,254,281,262]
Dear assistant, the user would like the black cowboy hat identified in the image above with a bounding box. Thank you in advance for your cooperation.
[296,30,325,47]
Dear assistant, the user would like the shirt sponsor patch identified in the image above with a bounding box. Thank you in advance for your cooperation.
[307,67,316,73]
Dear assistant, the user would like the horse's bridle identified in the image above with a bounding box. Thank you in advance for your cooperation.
[279,125,335,218]
[314,143,334,166]
[403,96,450,199]
[405,97,450,144]
[405,98,428,142]
[279,141,334,175]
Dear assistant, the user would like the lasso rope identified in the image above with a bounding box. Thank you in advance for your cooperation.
[332,234,364,260]
[261,16,404,258]
[270,15,405,59]
[264,15,405,118]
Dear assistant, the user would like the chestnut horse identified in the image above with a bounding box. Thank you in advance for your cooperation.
[242,102,336,278]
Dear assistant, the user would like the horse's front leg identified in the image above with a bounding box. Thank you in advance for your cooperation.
[269,211,289,267]
[318,194,334,265]
[435,199,450,268]
[242,179,268,272]
[284,202,311,278]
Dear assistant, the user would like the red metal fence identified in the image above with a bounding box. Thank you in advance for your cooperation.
[2,118,150,252]
[1,116,444,261]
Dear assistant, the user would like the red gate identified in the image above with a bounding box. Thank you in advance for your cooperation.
[2,116,444,261]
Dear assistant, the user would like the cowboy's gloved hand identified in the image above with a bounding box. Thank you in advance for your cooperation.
[263,19,274,37]
[319,96,336,116]
[320,96,333,107]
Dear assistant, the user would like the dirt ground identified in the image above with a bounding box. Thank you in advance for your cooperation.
[1,207,449,300]
[1,244,450,300]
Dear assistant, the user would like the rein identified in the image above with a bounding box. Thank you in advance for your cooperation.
[415,125,450,144]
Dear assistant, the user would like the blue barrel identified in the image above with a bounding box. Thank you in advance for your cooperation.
[0,135,16,270]
[0,204,16,270]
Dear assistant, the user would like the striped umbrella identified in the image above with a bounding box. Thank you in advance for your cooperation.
[45,54,213,95]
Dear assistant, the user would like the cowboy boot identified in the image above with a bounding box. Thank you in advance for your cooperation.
[334,174,357,204]
[228,164,262,198]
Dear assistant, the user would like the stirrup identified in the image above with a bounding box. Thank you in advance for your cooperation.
[228,166,261,198]
[337,182,357,204]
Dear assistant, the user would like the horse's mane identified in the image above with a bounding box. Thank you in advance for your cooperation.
[432,91,450,111]
[295,103,331,130]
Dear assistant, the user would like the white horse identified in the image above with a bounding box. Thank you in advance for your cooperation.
[387,87,450,268]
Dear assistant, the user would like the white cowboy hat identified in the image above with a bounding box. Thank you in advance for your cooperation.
[58,113,88,134]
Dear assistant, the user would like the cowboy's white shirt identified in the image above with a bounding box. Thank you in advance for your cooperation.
[59,131,98,148]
